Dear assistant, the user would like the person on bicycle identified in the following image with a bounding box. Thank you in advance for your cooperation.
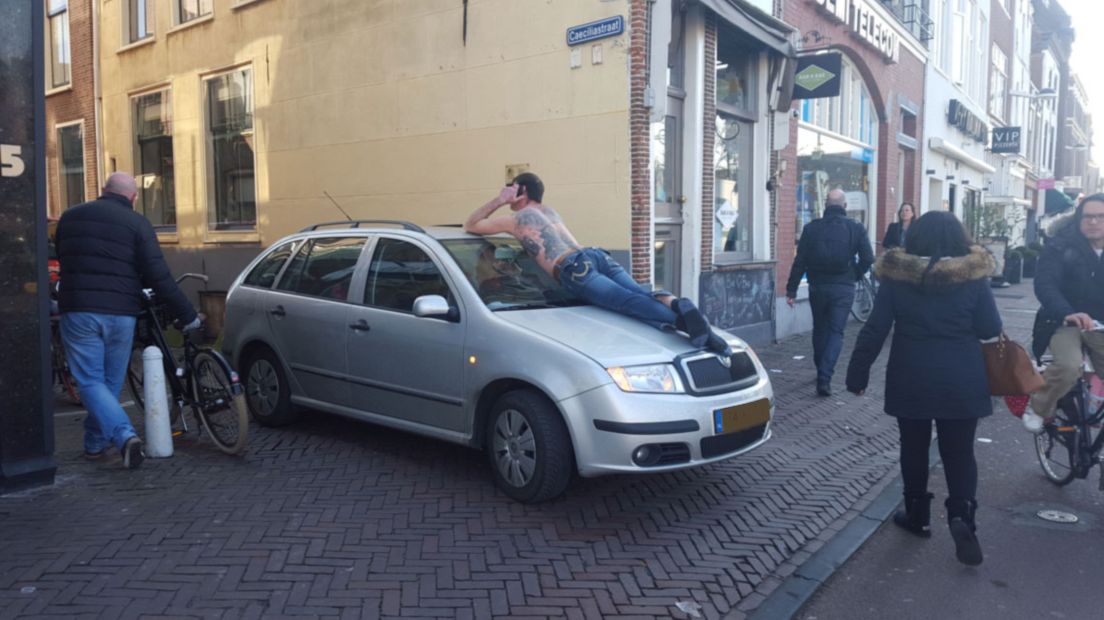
[56,172,201,469]
[846,211,1000,566]
[1024,193,1104,433]
[785,189,874,396]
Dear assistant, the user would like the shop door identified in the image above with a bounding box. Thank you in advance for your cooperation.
[653,96,683,295]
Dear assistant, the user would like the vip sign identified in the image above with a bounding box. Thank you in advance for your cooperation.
[811,0,901,64]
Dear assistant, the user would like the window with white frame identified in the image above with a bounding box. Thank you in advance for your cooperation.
[133,90,176,230]
[46,0,70,88]
[989,44,1007,120]
[205,68,256,231]
[714,35,758,262]
[176,0,212,25]
[57,123,84,209]
[126,0,154,43]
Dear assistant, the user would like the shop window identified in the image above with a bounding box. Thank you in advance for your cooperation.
[133,90,175,230]
[126,0,154,44]
[46,0,70,88]
[714,116,754,261]
[57,123,84,209]
[205,68,255,231]
[796,55,877,242]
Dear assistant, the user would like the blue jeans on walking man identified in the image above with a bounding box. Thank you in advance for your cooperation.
[809,283,855,384]
[60,312,139,455]
[557,248,677,330]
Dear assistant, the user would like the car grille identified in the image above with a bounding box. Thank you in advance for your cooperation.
[700,424,767,459]
[679,350,759,395]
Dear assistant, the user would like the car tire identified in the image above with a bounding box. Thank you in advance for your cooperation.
[242,347,298,427]
[485,390,574,503]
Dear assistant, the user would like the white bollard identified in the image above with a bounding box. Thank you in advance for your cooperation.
[142,345,173,458]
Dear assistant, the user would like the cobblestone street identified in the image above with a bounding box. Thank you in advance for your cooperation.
[0,287,1035,619]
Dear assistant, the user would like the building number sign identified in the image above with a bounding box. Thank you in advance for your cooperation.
[1,144,26,178]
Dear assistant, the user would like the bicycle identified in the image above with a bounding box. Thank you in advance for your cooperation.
[851,269,878,322]
[50,316,81,405]
[126,273,249,455]
[1035,348,1104,489]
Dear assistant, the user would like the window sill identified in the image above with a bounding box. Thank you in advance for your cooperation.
[45,84,73,97]
[168,14,214,36]
[117,36,155,54]
[205,230,260,244]
[232,0,270,10]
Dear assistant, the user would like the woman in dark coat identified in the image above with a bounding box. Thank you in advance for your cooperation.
[881,202,916,250]
[846,211,1002,566]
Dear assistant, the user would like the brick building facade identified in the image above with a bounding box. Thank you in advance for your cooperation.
[775,0,927,339]
[44,0,99,217]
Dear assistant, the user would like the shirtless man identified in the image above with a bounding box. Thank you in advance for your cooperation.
[465,172,729,355]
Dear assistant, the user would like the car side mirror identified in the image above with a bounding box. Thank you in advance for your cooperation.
[412,295,458,321]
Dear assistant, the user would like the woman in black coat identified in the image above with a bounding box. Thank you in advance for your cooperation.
[846,211,1002,566]
[881,202,916,250]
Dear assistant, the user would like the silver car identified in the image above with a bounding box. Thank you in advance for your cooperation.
[222,221,773,502]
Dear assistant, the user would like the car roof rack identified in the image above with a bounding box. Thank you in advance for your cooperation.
[300,220,425,233]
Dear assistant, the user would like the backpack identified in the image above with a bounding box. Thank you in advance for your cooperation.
[808,217,855,275]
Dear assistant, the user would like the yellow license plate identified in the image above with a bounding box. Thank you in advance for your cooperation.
[713,399,770,435]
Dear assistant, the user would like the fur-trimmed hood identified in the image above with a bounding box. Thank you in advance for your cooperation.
[875,246,995,287]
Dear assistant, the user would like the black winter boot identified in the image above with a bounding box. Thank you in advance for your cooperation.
[672,298,710,347]
[946,498,983,566]
[892,492,934,538]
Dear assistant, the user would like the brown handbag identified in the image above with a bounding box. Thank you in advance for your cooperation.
[982,333,1045,396]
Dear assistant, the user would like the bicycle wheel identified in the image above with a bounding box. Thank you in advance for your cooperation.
[851,279,875,322]
[1036,406,1078,486]
[191,350,249,455]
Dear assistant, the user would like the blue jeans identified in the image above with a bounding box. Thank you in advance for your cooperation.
[60,313,138,453]
[809,283,854,384]
[557,248,677,331]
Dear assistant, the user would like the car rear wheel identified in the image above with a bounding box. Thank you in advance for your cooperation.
[485,390,573,503]
[242,347,298,427]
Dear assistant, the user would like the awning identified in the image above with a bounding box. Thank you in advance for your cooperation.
[928,137,996,174]
[1045,189,1075,215]
[699,0,796,58]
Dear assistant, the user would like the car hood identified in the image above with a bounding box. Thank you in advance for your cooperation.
[494,305,736,367]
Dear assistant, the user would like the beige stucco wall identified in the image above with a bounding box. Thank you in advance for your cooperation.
[99,0,633,251]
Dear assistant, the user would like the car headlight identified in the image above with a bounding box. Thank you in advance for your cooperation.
[607,364,685,393]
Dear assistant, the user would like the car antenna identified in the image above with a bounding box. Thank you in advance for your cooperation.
[322,191,353,221]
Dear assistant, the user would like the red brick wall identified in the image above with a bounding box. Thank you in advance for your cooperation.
[628,0,652,282]
[700,15,717,273]
[775,2,927,295]
[44,0,98,216]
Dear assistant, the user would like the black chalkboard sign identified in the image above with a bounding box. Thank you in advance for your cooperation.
[699,268,774,330]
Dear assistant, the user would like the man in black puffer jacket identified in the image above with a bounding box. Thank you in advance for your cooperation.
[1025,193,1104,432]
[56,173,199,469]
[785,189,874,396]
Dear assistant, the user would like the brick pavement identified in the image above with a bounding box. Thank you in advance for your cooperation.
[1,288,1035,619]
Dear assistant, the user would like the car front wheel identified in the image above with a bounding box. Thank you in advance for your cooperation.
[485,390,574,503]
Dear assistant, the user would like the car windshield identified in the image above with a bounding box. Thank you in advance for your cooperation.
[441,238,585,310]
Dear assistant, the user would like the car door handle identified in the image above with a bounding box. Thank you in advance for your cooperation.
[348,320,370,332]
[269,306,286,317]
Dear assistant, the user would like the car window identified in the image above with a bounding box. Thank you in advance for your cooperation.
[364,238,452,312]
[441,238,583,310]
[243,240,298,289]
[276,237,366,300]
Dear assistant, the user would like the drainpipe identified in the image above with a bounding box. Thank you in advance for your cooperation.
[91,0,105,186]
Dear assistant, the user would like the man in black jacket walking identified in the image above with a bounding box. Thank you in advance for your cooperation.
[785,189,874,396]
[56,173,199,468]
[1025,193,1104,432]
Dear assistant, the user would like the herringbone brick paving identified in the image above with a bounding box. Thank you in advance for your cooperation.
[0,288,1032,619]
